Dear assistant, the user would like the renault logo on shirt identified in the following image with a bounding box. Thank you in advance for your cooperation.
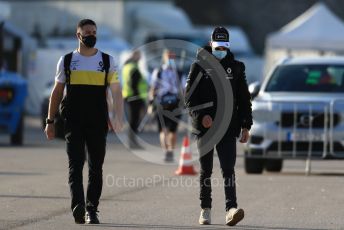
[97,61,104,72]
[71,60,80,70]
[226,67,233,79]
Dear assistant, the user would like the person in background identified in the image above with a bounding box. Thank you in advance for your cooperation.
[185,26,252,226]
[45,19,123,225]
[121,50,148,149]
[148,50,183,162]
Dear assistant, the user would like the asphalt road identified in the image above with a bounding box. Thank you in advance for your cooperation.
[0,117,343,230]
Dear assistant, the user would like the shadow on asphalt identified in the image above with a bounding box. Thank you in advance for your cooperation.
[311,172,344,176]
[0,171,44,176]
[88,223,232,229]
[87,223,328,230]
[0,194,69,200]
[0,142,64,148]
[266,171,344,177]
[0,194,131,202]
[239,225,328,230]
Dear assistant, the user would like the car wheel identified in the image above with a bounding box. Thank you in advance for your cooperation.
[265,159,283,172]
[244,157,264,174]
[11,114,24,146]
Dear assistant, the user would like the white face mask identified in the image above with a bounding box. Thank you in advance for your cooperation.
[212,50,227,60]
[167,59,176,68]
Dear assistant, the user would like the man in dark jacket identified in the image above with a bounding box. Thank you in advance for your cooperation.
[185,27,252,226]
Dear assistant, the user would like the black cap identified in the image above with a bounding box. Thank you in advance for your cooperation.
[211,26,230,48]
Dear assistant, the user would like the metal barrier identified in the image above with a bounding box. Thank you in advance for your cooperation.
[329,98,344,157]
[248,98,344,175]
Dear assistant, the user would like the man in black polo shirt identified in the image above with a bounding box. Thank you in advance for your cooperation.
[45,19,123,224]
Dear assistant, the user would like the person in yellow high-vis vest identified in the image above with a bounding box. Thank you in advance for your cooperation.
[122,50,148,149]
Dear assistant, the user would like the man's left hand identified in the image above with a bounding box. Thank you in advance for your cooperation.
[239,128,250,143]
[147,105,154,115]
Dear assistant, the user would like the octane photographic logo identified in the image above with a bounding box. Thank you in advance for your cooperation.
[117,39,233,164]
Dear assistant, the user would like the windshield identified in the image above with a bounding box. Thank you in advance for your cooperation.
[265,64,344,93]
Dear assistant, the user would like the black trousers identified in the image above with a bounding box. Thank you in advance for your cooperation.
[198,133,237,211]
[65,121,107,211]
[126,99,144,146]
[126,99,144,133]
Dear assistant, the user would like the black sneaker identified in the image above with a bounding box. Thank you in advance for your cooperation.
[85,210,100,224]
[164,151,174,162]
[72,204,85,224]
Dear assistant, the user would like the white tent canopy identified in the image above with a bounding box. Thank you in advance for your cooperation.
[267,3,344,51]
[264,2,344,75]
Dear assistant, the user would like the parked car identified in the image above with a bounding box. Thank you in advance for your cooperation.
[0,71,27,145]
[245,57,344,174]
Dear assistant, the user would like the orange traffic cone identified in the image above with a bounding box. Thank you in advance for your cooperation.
[175,136,197,175]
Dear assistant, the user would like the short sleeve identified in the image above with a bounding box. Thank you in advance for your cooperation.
[55,56,66,83]
[108,55,119,84]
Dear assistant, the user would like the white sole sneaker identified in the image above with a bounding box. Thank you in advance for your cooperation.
[199,220,210,225]
[199,208,211,225]
[226,208,244,226]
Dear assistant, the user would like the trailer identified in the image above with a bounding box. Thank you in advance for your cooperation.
[0,21,28,145]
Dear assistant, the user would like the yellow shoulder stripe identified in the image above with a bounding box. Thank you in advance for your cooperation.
[70,70,119,86]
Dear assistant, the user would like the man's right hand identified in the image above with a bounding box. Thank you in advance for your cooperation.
[45,123,55,140]
[202,115,213,128]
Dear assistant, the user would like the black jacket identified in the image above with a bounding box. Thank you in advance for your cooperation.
[185,46,252,137]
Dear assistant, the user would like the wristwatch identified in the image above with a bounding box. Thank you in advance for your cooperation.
[46,118,54,124]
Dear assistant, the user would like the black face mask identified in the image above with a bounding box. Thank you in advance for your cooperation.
[80,35,96,48]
